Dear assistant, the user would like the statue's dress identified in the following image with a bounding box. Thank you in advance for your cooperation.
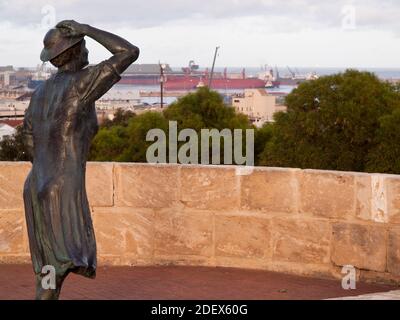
[22,61,120,278]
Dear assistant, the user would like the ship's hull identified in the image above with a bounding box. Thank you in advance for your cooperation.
[119,75,271,90]
[118,75,160,86]
[277,77,307,86]
[165,78,267,90]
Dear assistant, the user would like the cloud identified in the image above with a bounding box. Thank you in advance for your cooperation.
[0,0,398,32]
[1,0,400,68]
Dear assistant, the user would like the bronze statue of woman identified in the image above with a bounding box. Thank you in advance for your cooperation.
[22,20,139,300]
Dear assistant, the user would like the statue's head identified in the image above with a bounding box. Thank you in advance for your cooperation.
[40,28,89,70]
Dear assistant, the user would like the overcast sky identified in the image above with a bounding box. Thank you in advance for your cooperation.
[0,0,399,68]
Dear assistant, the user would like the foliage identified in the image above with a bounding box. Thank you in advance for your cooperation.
[0,125,32,161]
[163,87,251,131]
[88,125,129,161]
[258,70,400,172]
[118,111,169,162]
[89,111,168,162]
[254,123,274,166]
[366,108,400,173]
[7,74,400,174]
[101,108,136,128]
[163,87,253,164]
[89,87,253,164]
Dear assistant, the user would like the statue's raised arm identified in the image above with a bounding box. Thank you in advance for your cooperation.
[55,20,140,74]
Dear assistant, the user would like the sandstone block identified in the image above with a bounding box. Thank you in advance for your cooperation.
[86,162,114,207]
[0,210,24,254]
[331,222,387,272]
[241,168,297,213]
[180,166,239,210]
[388,226,400,276]
[215,214,271,259]
[92,207,154,258]
[114,164,179,208]
[154,209,213,257]
[0,162,31,209]
[355,175,372,221]
[271,217,331,264]
[299,170,355,219]
[386,176,400,224]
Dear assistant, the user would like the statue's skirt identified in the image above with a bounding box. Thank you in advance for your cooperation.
[21,60,121,280]
[23,169,96,279]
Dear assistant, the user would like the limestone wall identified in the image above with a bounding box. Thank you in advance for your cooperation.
[1,162,400,284]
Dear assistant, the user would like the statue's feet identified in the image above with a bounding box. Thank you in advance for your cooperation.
[35,287,60,300]
[35,273,66,300]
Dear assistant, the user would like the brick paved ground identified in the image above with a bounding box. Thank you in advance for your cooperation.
[329,290,400,300]
[0,265,397,300]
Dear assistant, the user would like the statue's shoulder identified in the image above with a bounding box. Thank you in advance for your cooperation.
[76,65,95,77]
[72,64,105,92]
[76,62,116,78]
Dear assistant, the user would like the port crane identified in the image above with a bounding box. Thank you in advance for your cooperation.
[287,66,296,78]
[208,46,220,88]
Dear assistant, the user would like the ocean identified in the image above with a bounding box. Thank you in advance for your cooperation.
[210,67,400,80]
[111,67,400,105]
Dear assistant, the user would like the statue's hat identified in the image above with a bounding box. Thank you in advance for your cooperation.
[40,28,83,62]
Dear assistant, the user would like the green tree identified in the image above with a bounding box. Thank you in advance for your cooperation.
[164,87,251,131]
[366,108,400,173]
[90,88,255,164]
[89,108,136,161]
[89,125,129,161]
[89,111,168,162]
[101,108,136,128]
[254,123,274,166]
[0,125,32,161]
[163,87,253,164]
[258,70,400,172]
[119,111,169,162]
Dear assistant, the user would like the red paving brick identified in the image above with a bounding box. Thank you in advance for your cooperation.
[0,265,397,300]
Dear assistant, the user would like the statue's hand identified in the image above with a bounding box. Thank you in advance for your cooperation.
[56,20,87,37]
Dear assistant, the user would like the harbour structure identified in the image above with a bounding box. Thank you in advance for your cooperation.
[0,66,17,88]
[119,61,269,90]
[232,89,287,127]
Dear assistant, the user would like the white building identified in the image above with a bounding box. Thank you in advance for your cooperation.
[232,89,287,127]
[0,123,16,141]
[0,66,16,88]
[96,90,141,110]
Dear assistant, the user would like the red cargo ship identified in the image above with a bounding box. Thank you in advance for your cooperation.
[118,61,279,90]
[162,75,267,90]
